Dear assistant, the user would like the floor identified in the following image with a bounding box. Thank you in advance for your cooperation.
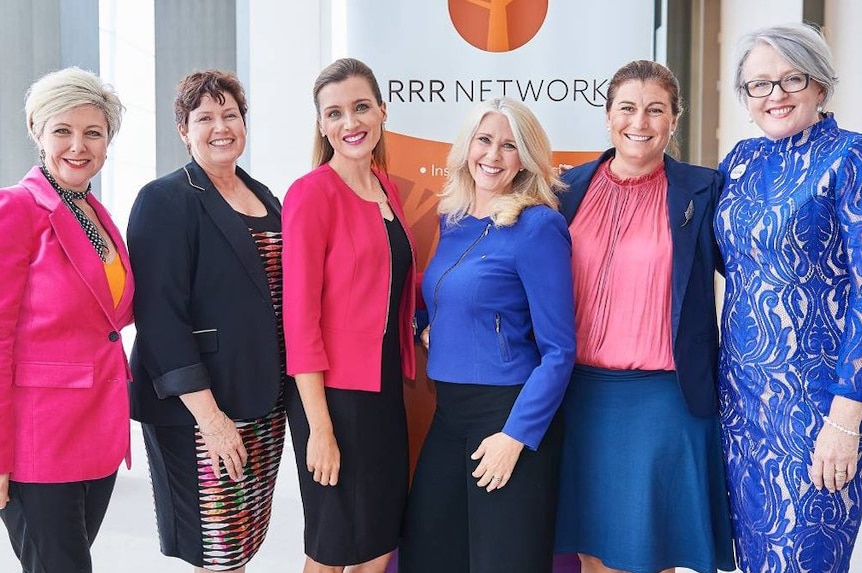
[2,423,861,572]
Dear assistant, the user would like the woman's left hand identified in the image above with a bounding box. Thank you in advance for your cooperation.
[811,425,860,492]
[470,432,524,492]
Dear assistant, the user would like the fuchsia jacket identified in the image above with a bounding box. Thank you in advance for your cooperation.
[0,167,134,483]
[282,164,416,390]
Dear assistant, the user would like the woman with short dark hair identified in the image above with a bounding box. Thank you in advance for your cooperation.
[128,69,285,573]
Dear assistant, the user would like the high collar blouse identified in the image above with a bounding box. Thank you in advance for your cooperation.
[570,159,675,371]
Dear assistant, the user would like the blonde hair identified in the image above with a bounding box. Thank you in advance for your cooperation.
[312,58,388,171]
[25,67,124,144]
[438,98,561,227]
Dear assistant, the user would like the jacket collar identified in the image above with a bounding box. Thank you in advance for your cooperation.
[182,159,278,300]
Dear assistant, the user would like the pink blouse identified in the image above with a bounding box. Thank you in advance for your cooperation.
[570,159,675,371]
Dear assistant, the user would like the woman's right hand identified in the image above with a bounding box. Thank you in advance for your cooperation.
[307,429,340,486]
[199,412,248,482]
[0,473,9,509]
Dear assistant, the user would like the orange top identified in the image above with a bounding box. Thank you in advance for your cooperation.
[570,159,675,371]
[104,255,126,308]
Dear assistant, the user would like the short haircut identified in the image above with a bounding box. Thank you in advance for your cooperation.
[734,22,837,105]
[25,67,124,144]
[174,69,248,128]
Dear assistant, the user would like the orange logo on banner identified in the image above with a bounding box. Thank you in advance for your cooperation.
[448,0,548,52]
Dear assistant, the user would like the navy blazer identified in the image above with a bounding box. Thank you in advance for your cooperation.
[560,149,723,417]
[128,160,283,425]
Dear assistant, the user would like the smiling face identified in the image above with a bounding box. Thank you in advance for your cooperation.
[467,112,523,198]
[317,75,387,166]
[179,92,246,170]
[606,79,677,176]
[37,104,109,192]
[742,43,823,140]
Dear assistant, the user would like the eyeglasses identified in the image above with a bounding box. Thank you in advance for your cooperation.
[743,73,810,98]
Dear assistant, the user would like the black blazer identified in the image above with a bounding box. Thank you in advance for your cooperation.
[560,149,723,417]
[128,160,283,425]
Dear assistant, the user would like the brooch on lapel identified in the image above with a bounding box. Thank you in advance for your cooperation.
[681,200,694,227]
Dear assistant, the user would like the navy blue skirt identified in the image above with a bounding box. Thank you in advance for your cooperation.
[554,366,735,573]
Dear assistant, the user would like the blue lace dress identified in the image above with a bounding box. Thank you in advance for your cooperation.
[715,115,862,572]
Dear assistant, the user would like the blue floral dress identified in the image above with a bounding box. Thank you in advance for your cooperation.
[715,115,862,572]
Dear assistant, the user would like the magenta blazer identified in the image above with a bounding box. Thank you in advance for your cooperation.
[0,166,135,483]
[282,164,416,391]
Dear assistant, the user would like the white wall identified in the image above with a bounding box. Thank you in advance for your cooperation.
[244,0,325,199]
[825,0,862,133]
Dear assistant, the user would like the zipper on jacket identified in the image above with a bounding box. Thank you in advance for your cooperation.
[429,223,492,329]
[494,312,512,362]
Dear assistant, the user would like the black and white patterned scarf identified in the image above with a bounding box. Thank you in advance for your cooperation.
[40,165,109,262]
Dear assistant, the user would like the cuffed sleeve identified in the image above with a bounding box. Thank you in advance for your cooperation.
[127,180,212,398]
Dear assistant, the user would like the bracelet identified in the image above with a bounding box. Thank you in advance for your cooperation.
[823,415,862,437]
[199,412,228,437]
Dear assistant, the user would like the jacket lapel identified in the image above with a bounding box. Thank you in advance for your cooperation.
[22,167,118,323]
[665,155,711,344]
[559,149,614,225]
[184,161,272,300]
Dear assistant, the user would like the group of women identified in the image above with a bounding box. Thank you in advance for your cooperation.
[0,20,860,573]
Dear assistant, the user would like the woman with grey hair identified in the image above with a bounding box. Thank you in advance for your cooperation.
[716,22,862,572]
[0,67,133,572]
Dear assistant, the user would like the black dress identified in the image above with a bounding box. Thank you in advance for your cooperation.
[287,215,411,566]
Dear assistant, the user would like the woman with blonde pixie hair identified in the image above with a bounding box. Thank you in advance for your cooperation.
[400,97,575,573]
[0,67,133,573]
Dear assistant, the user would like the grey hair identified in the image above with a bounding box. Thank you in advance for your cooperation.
[734,22,837,105]
[25,67,124,144]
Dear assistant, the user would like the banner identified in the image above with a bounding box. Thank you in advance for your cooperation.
[345,5,654,565]
[346,0,654,269]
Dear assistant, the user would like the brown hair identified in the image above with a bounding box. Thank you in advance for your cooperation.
[174,69,248,128]
[312,58,387,171]
[606,60,683,156]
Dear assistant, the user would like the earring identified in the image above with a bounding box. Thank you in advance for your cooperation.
[670,130,675,137]
[747,116,754,123]
[39,149,46,163]
[817,104,824,113]
[519,167,525,172]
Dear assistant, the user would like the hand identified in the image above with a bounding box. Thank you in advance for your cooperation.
[0,473,9,509]
[420,326,430,352]
[810,421,860,492]
[200,412,248,482]
[307,429,341,486]
[470,432,524,492]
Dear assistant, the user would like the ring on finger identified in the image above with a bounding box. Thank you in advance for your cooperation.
[491,476,502,482]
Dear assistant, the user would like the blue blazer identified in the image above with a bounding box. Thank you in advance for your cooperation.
[560,149,722,417]
[128,160,284,425]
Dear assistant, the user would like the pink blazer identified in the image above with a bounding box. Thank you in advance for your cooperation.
[282,164,416,391]
[0,167,135,483]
